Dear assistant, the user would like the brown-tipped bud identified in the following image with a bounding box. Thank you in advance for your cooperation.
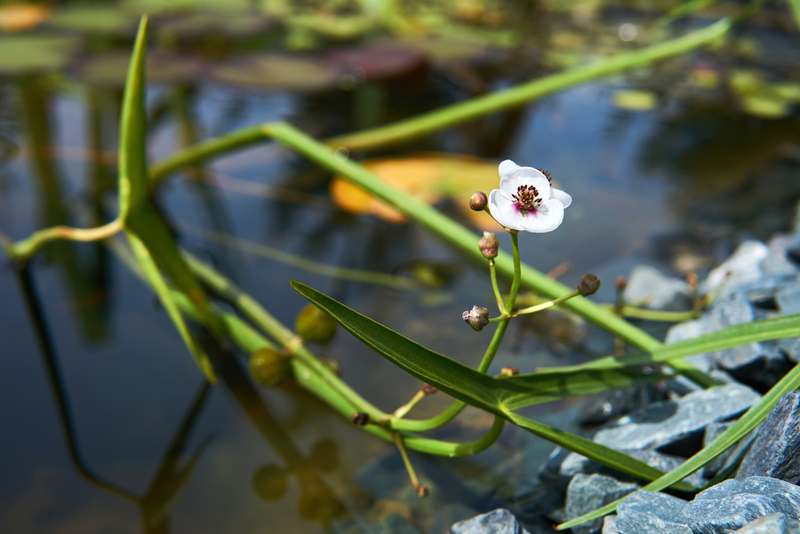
[351,412,370,426]
[500,366,520,377]
[416,484,429,498]
[578,274,601,297]
[249,348,290,387]
[687,272,698,290]
[615,275,627,293]
[296,304,337,344]
[478,231,499,259]
[462,305,489,332]
[469,191,488,211]
[421,384,437,395]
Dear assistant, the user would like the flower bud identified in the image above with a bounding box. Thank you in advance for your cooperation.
[421,384,437,395]
[462,305,489,332]
[296,304,337,344]
[478,232,499,259]
[416,484,429,498]
[249,348,290,386]
[500,366,520,377]
[469,191,488,211]
[578,274,601,296]
[615,275,627,293]
[351,412,370,426]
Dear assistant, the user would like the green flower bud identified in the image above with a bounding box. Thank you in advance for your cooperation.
[578,273,601,297]
[253,465,288,501]
[296,304,337,344]
[249,348,290,386]
[470,191,488,211]
[478,231,499,259]
[462,305,489,332]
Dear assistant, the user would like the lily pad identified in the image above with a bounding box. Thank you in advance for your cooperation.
[47,7,139,34]
[740,94,791,119]
[383,35,494,65]
[0,3,49,32]
[324,43,428,82]
[78,51,204,87]
[0,35,81,74]
[612,89,658,111]
[210,54,337,91]
[330,154,506,230]
[156,11,273,39]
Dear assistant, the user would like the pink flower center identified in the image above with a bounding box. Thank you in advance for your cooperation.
[512,185,543,214]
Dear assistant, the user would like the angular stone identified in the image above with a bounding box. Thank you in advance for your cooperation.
[701,241,770,297]
[739,477,800,521]
[559,448,706,487]
[623,266,692,311]
[777,288,800,315]
[738,392,800,484]
[615,510,693,534]
[565,474,638,534]
[702,422,756,479]
[731,513,787,534]
[616,490,689,525]
[449,509,529,534]
[601,515,618,534]
[682,492,780,533]
[778,337,800,363]
[590,384,760,452]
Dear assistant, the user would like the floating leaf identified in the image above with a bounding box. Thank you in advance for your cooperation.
[324,43,427,83]
[156,11,272,39]
[0,35,81,74]
[0,3,49,32]
[612,89,658,111]
[79,51,204,88]
[330,154,503,230]
[47,7,138,34]
[740,94,790,119]
[210,54,337,91]
[384,35,494,64]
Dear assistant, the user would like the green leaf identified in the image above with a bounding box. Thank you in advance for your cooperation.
[558,358,800,530]
[290,280,698,491]
[127,231,215,382]
[118,15,149,223]
[545,313,800,373]
[117,16,216,382]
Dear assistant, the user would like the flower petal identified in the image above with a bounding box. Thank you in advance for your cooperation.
[488,188,525,231]
[551,188,572,209]
[519,199,564,233]
[498,159,520,178]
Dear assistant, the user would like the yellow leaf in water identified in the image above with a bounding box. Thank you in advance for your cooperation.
[331,154,506,230]
[0,4,49,32]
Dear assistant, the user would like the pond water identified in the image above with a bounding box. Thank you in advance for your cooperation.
[1,2,800,533]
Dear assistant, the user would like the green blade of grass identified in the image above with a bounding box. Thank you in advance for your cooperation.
[558,360,800,530]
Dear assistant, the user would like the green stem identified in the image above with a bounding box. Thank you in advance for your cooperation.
[610,305,700,322]
[506,232,522,312]
[513,290,580,317]
[5,218,123,261]
[393,389,427,419]
[489,259,503,313]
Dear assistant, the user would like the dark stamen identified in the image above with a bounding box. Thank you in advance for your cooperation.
[512,185,542,212]
[539,169,553,183]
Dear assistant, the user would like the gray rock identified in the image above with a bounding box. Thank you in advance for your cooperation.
[701,241,770,297]
[738,392,800,484]
[681,477,800,533]
[761,236,800,276]
[601,515,618,534]
[778,337,800,363]
[776,287,800,315]
[616,490,689,525]
[702,421,757,479]
[450,509,530,534]
[565,475,638,534]
[732,513,787,534]
[589,383,760,452]
[623,266,692,311]
[615,510,693,534]
[559,448,706,487]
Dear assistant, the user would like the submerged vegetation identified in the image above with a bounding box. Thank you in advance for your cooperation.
[3,0,800,531]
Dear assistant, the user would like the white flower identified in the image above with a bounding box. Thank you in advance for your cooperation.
[488,160,572,233]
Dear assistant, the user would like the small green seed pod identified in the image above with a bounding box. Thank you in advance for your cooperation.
[296,304,337,344]
[249,348,290,386]
[253,464,288,501]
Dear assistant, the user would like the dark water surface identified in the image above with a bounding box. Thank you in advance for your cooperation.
[2,4,800,533]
